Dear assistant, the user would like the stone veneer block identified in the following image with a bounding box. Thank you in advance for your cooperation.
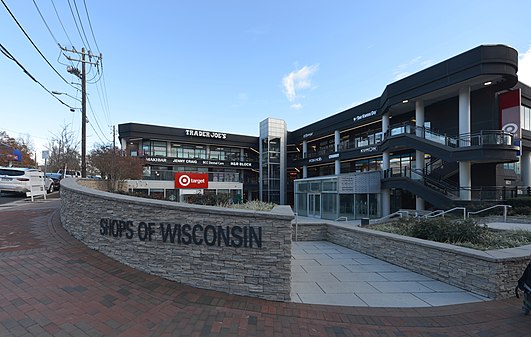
[61,178,293,301]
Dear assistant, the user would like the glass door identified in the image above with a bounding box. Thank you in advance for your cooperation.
[308,193,321,218]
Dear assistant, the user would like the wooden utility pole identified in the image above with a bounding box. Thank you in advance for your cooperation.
[81,48,87,178]
[60,46,102,178]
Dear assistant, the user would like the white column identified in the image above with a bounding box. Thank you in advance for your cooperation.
[415,100,425,212]
[334,130,340,175]
[382,113,391,216]
[302,140,308,178]
[522,151,531,187]
[459,87,471,200]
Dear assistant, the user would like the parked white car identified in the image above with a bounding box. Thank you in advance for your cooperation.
[0,167,50,195]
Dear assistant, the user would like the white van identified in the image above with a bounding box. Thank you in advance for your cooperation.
[57,169,82,178]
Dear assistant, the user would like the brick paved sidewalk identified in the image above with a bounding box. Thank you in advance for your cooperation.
[0,200,529,337]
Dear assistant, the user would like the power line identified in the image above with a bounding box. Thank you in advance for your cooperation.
[82,0,100,54]
[50,0,74,49]
[72,0,92,53]
[67,0,90,52]
[1,0,76,89]
[87,96,111,143]
[0,42,73,110]
[32,0,59,45]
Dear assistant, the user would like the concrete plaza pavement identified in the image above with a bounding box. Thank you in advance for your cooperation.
[0,198,530,336]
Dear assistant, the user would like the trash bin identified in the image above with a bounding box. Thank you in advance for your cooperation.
[361,218,370,226]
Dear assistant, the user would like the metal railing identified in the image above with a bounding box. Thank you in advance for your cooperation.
[467,204,512,223]
[424,207,467,219]
[300,122,513,161]
[386,122,513,148]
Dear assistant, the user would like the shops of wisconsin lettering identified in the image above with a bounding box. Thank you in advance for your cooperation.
[99,218,262,248]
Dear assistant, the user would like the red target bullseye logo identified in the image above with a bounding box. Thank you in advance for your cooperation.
[178,174,191,187]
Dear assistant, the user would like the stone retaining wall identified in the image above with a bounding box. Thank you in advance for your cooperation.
[293,222,531,299]
[61,178,293,301]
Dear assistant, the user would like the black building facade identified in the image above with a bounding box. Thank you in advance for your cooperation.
[119,44,531,220]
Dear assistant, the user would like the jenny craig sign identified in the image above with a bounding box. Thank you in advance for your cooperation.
[175,172,208,188]
[99,219,262,248]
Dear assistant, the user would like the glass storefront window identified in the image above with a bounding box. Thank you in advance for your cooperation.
[153,141,167,157]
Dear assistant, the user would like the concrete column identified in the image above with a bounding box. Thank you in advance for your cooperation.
[381,113,391,216]
[459,161,471,200]
[334,130,340,151]
[334,130,341,175]
[459,87,471,200]
[415,101,425,212]
[302,140,308,178]
[382,113,390,138]
[522,151,531,187]
[459,87,471,137]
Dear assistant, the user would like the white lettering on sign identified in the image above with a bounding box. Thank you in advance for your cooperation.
[146,157,167,163]
[353,110,377,122]
[185,129,227,139]
[230,162,252,167]
[328,153,339,159]
[360,146,378,153]
[308,157,322,163]
[303,132,314,139]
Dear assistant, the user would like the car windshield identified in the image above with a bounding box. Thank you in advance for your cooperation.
[0,168,25,176]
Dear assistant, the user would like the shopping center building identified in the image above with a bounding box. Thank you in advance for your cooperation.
[119,44,531,220]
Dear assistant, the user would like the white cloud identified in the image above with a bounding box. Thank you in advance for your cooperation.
[519,44,531,86]
[282,64,319,107]
[290,103,303,110]
[393,56,434,81]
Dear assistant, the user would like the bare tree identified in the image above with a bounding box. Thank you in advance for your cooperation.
[0,131,36,167]
[89,145,144,191]
[46,124,80,173]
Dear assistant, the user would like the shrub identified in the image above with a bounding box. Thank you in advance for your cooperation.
[187,193,231,206]
[409,218,486,244]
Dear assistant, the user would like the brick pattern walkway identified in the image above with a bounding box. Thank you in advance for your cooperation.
[0,200,530,336]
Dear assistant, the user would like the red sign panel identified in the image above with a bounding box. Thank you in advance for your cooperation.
[499,89,521,137]
[175,172,209,189]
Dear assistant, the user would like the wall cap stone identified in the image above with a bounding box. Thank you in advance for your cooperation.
[296,221,531,262]
[61,178,294,221]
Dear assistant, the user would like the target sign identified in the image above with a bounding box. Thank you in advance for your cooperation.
[175,172,209,189]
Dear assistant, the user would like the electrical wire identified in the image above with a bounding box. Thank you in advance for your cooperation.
[0,42,74,110]
[72,0,93,53]
[1,0,77,90]
[87,97,109,141]
[82,0,100,55]
[50,0,74,49]
[32,0,59,45]
[67,0,90,52]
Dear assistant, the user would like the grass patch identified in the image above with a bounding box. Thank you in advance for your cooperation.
[369,217,531,250]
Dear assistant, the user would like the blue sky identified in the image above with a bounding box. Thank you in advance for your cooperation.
[1,1,530,163]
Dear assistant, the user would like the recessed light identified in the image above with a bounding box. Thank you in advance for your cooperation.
[402,100,409,104]
[484,81,492,86]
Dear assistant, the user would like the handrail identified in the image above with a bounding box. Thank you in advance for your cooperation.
[370,210,408,224]
[424,207,466,219]
[467,204,512,223]
[385,122,513,148]
[335,216,348,221]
